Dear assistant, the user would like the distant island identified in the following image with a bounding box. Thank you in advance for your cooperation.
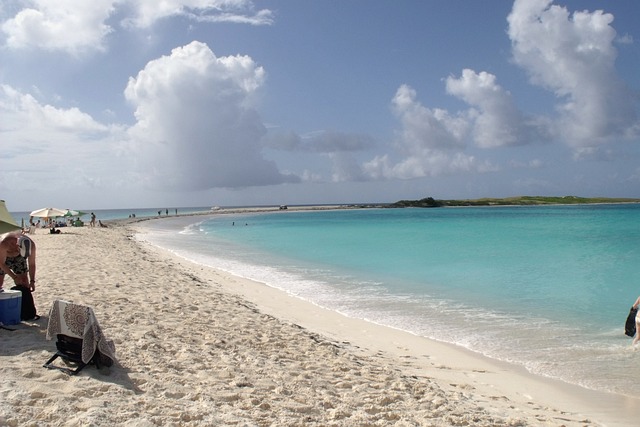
[389,196,640,208]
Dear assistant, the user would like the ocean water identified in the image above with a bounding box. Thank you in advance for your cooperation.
[136,204,640,398]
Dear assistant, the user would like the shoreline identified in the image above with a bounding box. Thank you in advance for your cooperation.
[133,214,640,426]
[1,214,638,425]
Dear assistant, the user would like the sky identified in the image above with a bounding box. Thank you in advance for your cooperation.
[1,0,639,211]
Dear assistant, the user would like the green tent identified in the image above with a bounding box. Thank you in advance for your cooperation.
[0,200,21,234]
[64,209,88,217]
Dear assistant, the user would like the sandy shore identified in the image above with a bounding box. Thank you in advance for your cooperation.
[1,217,639,426]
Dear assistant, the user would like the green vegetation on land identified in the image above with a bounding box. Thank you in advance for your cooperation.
[389,196,640,208]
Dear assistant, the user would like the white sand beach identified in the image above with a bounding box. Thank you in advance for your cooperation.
[1,215,639,426]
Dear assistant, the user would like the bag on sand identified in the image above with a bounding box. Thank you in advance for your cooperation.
[10,285,37,320]
[625,307,637,337]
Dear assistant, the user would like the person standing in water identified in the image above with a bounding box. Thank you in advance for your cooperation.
[632,296,640,345]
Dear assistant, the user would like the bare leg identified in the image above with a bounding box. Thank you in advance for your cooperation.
[634,320,640,345]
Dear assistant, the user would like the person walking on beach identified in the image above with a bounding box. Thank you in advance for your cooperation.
[90,212,96,227]
[0,232,39,320]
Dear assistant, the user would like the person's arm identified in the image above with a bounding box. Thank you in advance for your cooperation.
[0,261,17,283]
[27,242,36,291]
[633,296,640,310]
[0,247,17,283]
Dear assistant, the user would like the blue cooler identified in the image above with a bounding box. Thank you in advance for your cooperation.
[0,289,22,325]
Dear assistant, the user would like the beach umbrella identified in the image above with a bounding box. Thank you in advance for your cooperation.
[0,200,22,234]
[63,209,87,217]
[29,207,67,219]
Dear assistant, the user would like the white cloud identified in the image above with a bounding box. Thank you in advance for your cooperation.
[1,1,272,54]
[616,33,633,45]
[124,40,298,190]
[0,84,108,140]
[0,84,129,197]
[1,0,116,53]
[367,0,639,183]
[446,69,526,148]
[127,0,274,28]
[391,84,469,152]
[507,0,639,146]
[361,85,477,180]
[361,0,639,183]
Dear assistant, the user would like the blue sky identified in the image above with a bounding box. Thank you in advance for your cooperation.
[1,0,639,211]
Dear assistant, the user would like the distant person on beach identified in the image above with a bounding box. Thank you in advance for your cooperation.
[632,296,640,345]
[90,212,96,227]
[0,232,39,319]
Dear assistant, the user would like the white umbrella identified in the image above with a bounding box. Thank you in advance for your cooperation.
[30,207,67,219]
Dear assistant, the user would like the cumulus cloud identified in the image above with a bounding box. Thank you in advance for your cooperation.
[446,69,528,148]
[0,84,125,191]
[0,84,108,138]
[124,41,298,190]
[391,84,469,152]
[507,0,639,146]
[365,0,639,182]
[1,0,115,53]
[0,0,272,54]
[372,71,552,181]
[361,85,478,180]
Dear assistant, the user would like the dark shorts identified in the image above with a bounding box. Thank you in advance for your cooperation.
[0,255,28,275]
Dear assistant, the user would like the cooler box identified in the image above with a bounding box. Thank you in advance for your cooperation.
[0,290,22,325]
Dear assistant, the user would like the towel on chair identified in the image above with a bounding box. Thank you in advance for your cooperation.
[46,300,117,365]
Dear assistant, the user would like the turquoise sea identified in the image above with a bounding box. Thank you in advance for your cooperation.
[133,204,640,399]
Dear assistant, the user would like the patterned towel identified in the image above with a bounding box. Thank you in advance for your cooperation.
[46,300,117,365]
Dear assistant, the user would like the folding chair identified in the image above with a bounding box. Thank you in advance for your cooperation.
[43,300,116,375]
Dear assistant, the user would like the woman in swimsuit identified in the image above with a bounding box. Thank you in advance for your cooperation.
[0,232,37,291]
